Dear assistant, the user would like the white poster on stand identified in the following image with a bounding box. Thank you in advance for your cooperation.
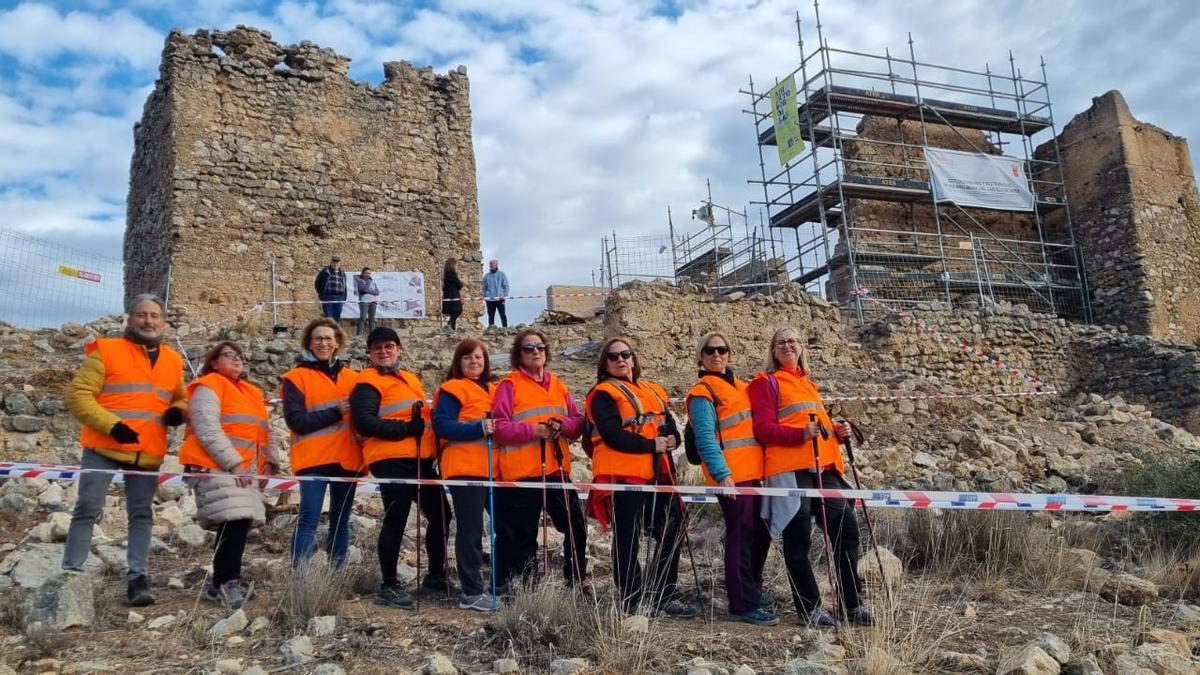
[344,271,426,319]
[925,148,1035,212]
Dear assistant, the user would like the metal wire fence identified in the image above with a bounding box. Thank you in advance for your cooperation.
[0,227,124,328]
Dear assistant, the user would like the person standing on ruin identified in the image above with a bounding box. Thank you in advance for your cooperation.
[315,255,348,322]
[63,293,188,607]
[442,258,464,330]
[482,258,509,328]
[354,267,380,335]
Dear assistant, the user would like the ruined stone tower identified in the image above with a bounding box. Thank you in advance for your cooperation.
[124,27,482,326]
[1042,91,1200,340]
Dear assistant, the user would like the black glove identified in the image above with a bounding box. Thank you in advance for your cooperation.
[162,407,185,427]
[406,416,425,440]
[110,422,140,445]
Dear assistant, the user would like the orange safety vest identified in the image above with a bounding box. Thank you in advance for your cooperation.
[686,374,765,485]
[753,369,843,478]
[586,378,671,481]
[497,370,575,481]
[79,337,185,457]
[179,373,271,472]
[280,365,363,474]
[433,378,495,479]
[356,367,436,465]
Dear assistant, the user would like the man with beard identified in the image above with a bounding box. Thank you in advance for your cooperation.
[63,294,188,606]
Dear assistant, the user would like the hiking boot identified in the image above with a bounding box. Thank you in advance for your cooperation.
[843,605,875,626]
[800,607,837,629]
[126,575,154,607]
[422,575,457,595]
[458,593,502,612]
[754,590,778,609]
[374,582,415,609]
[654,598,698,619]
[204,579,246,609]
[729,607,780,626]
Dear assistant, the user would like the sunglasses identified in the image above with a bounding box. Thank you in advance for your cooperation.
[521,343,547,353]
[701,345,730,356]
[606,350,634,362]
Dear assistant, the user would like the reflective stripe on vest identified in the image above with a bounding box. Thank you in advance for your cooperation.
[357,367,435,465]
[79,337,184,457]
[587,378,670,482]
[435,378,495,479]
[281,366,362,474]
[756,369,843,478]
[497,371,574,481]
[687,375,764,485]
[179,374,270,472]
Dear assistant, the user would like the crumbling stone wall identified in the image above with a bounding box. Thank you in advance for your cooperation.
[125,27,482,327]
[1038,91,1200,340]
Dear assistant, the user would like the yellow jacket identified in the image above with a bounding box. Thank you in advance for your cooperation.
[66,344,188,468]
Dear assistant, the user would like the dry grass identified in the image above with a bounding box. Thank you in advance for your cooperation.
[479,578,674,673]
[271,558,364,629]
[841,578,968,674]
[895,510,1071,588]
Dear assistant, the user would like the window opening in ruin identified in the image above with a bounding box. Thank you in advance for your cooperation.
[744,1,1090,324]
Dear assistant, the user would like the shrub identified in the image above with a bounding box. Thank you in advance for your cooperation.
[271,558,357,629]
[895,509,1067,586]
[1100,454,1200,558]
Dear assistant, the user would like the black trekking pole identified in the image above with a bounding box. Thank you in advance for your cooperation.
[538,436,551,578]
[809,413,841,623]
[412,401,425,612]
[667,457,704,602]
[548,420,586,595]
[839,419,891,606]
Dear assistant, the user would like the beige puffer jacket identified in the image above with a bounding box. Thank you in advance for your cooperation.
[187,385,280,530]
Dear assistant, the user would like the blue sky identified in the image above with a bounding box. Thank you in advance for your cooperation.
[0,0,1197,326]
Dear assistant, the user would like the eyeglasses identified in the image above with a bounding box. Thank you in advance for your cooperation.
[218,351,244,361]
[310,336,337,343]
[701,345,730,356]
[606,350,634,362]
[773,338,800,348]
[521,343,547,353]
[369,342,400,352]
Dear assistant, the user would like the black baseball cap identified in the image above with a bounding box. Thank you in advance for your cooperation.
[367,327,401,347]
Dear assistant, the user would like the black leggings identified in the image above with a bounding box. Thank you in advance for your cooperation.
[610,489,685,611]
[780,470,863,614]
[213,519,252,585]
[372,458,451,586]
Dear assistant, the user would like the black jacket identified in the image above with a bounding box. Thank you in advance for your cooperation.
[590,377,681,454]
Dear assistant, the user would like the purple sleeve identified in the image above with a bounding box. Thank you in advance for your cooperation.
[559,391,585,441]
[492,380,539,446]
[748,377,809,446]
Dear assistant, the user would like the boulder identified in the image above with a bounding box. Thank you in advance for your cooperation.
[857,547,903,593]
[549,658,589,674]
[307,615,336,638]
[209,609,248,639]
[1099,573,1159,606]
[423,653,458,675]
[623,614,649,633]
[1061,655,1104,675]
[6,543,103,588]
[996,644,1059,675]
[493,659,519,674]
[311,666,346,675]
[1139,629,1191,658]
[781,660,843,675]
[1035,632,1071,664]
[23,572,95,630]
[171,523,209,547]
[280,635,314,664]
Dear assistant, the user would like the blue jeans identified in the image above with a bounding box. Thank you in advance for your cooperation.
[320,298,344,321]
[291,471,358,569]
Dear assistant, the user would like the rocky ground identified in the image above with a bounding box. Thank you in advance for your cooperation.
[1,287,1200,673]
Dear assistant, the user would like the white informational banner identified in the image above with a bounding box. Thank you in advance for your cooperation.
[925,148,1035,212]
[343,271,426,319]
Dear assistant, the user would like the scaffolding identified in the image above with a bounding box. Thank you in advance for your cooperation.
[599,181,791,298]
[745,3,1092,322]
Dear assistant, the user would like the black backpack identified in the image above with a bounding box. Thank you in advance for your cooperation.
[683,382,722,466]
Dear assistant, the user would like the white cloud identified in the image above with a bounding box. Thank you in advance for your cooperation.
[0,3,162,68]
[0,0,1197,328]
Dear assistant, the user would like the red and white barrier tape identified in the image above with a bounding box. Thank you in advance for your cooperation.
[262,292,612,307]
[851,287,1055,393]
[3,462,1196,512]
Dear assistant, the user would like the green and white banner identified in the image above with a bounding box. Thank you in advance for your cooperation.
[769,74,804,165]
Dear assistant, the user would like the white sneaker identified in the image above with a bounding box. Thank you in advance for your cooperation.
[459,593,502,612]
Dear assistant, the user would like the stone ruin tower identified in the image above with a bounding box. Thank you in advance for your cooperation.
[124,27,482,327]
